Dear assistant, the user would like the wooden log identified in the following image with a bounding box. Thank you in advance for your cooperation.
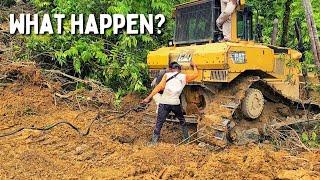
[302,0,320,67]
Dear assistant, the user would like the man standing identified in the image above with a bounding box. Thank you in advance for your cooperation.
[151,69,168,114]
[142,62,199,145]
[216,0,238,41]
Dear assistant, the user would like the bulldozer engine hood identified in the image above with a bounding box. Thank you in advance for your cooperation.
[147,43,229,70]
[147,41,303,85]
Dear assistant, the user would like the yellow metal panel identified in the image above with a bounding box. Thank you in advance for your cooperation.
[147,43,229,70]
[203,70,240,83]
[147,47,171,69]
[228,72,241,82]
[265,75,300,101]
[240,0,245,5]
[182,69,203,83]
[227,43,275,73]
[265,48,302,100]
[203,70,211,82]
[273,57,285,75]
[203,70,228,82]
[270,50,301,80]
[231,12,238,42]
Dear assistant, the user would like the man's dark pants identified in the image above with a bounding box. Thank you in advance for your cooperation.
[154,103,186,135]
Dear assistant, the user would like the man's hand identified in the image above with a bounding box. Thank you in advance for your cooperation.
[190,62,197,68]
[141,97,152,104]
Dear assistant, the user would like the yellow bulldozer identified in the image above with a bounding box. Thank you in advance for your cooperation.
[147,0,320,146]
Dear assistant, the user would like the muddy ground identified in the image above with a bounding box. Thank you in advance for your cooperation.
[0,4,320,178]
[0,61,319,180]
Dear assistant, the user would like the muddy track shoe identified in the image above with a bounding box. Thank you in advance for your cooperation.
[198,76,320,146]
[197,77,261,146]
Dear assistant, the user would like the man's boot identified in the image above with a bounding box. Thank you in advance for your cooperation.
[150,133,159,146]
[181,126,190,143]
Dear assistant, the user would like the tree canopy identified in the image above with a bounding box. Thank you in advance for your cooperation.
[20,0,320,99]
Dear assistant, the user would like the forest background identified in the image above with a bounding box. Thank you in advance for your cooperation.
[1,0,319,100]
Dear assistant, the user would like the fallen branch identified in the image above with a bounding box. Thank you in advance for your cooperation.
[270,117,320,129]
[45,70,95,85]
[44,70,113,96]
[287,126,311,152]
[267,115,320,152]
[0,83,9,87]
[54,89,84,99]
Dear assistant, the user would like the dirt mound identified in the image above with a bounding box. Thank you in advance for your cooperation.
[0,62,43,84]
[0,61,319,179]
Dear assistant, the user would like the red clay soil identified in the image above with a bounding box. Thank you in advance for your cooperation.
[0,62,319,179]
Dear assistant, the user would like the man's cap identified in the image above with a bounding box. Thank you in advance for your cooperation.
[169,62,181,70]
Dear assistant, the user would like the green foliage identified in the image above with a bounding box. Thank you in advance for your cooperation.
[0,0,16,7]
[25,0,320,100]
[301,125,320,148]
[31,0,53,9]
[247,0,320,64]
[27,0,187,98]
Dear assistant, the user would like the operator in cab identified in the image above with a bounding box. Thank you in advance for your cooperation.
[216,0,239,41]
[142,62,199,145]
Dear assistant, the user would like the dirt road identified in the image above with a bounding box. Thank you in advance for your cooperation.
[0,62,319,179]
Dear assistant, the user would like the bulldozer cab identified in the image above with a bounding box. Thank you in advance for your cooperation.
[173,0,252,44]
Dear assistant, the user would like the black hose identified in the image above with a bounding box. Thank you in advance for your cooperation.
[0,121,83,138]
[0,104,149,138]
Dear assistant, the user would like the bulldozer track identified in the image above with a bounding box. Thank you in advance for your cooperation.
[197,76,258,146]
[197,75,320,146]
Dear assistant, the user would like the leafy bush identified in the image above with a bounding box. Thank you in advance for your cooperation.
[247,0,320,64]
[26,0,187,98]
[25,0,320,99]
[301,125,319,148]
[1,0,16,7]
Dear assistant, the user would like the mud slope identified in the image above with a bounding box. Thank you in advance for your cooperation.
[0,62,319,179]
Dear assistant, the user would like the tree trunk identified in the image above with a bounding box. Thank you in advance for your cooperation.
[302,0,320,67]
[271,18,279,45]
[280,0,293,47]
